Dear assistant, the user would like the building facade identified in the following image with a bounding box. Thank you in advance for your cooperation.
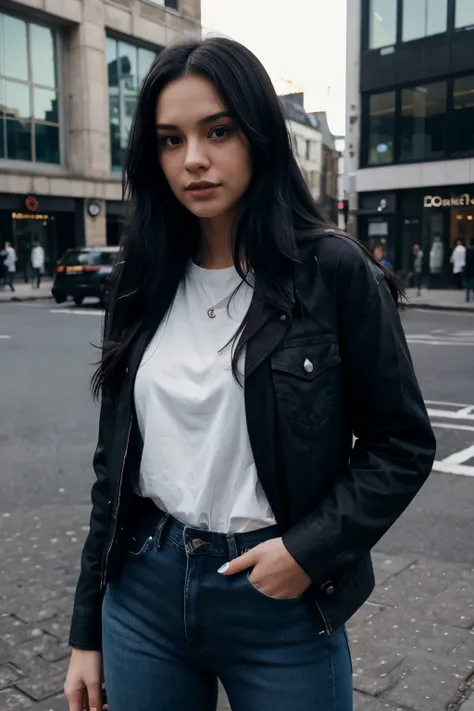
[0,0,201,278]
[280,93,339,223]
[345,0,474,286]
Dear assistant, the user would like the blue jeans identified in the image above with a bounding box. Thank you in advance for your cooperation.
[102,504,353,711]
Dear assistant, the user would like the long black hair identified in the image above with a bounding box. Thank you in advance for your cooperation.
[93,36,400,397]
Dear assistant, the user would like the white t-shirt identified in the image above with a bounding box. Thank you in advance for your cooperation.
[134,261,276,533]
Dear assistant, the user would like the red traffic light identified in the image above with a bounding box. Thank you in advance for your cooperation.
[338,201,345,211]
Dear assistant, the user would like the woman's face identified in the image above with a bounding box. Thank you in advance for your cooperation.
[156,74,252,222]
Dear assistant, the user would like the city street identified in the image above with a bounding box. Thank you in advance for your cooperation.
[1,301,474,710]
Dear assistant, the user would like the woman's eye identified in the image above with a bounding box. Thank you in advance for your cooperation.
[210,126,231,140]
[159,136,182,148]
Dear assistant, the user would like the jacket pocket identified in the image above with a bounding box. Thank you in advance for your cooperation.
[271,339,341,426]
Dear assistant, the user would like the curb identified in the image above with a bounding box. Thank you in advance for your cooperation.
[406,303,474,313]
[0,295,53,304]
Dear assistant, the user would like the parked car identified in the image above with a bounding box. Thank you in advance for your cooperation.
[52,246,119,306]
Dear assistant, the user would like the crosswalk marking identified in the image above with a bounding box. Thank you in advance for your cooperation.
[429,401,474,478]
[50,309,103,316]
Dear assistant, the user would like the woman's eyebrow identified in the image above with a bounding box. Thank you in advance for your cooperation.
[156,110,231,131]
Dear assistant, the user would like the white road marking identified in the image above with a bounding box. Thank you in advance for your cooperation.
[0,335,11,339]
[425,400,470,408]
[432,461,474,477]
[50,309,103,316]
[429,402,474,477]
[432,423,474,433]
[441,444,474,465]
[427,409,474,421]
[407,339,474,346]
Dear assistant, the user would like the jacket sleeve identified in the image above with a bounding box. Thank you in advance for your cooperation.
[282,247,436,587]
[68,270,121,651]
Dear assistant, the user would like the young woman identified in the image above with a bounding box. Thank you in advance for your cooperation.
[64,37,436,711]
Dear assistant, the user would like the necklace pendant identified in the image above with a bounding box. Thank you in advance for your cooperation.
[207,307,216,319]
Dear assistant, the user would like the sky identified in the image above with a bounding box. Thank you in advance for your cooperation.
[200,0,347,136]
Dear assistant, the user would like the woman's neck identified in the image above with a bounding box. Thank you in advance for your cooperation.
[196,214,234,269]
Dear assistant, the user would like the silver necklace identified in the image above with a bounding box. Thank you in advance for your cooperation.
[201,282,242,319]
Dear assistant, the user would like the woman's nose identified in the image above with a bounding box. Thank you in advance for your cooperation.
[184,139,210,172]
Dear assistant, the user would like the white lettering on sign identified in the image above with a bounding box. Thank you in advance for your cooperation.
[424,193,474,208]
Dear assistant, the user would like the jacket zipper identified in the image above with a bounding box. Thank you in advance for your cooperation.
[100,413,133,590]
[315,600,332,636]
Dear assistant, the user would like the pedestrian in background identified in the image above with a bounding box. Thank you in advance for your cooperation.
[451,239,466,289]
[64,37,436,711]
[31,241,45,289]
[413,243,424,296]
[465,244,474,303]
[1,241,17,292]
[373,243,393,270]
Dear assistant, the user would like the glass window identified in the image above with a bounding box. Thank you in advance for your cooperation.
[118,42,138,92]
[367,91,395,165]
[35,123,59,164]
[5,119,31,161]
[1,15,28,80]
[402,0,447,42]
[138,48,156,85]
[369,0,397,49]
[0,11,60,163]
[400,82,446,161]
[33,88,58,123]
[107,37,156,170]
[30,25,56,87]
[451,76,474,155]
[456,0,474,28]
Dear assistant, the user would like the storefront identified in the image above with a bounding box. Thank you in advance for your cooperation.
[0,194,85,279]
[358,185,474,287]
[106,200,127,246]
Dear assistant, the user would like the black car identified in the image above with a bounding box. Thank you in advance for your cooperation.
[52,247,119,306]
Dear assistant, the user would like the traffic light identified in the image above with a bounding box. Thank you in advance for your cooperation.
[338,199,349,227]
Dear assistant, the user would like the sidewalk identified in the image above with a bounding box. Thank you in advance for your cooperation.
[406,288,474,312]
[0,503,473,710]
[2,281,474,314]
[0,280,53,303]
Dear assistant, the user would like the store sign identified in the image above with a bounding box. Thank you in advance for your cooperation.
[424,193,474,208]
[25,195,39,212]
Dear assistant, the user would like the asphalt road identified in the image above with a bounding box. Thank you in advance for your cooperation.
[1,300,474,568]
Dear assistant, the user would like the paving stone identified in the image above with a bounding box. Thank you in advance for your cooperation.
[371,552,418,587]
[15,660,65,702]
[349,641,406,697]
[0,616,43,648]
[349,607,468,658]
[370,559,461,609]
[0,688,33,709]
[423,577,474,629]
[33,696,68,711]
[386,650,474,711]
[0,663,23,690]
[347,602,385,632]
[354,691,408,710]
[39,618,70,643]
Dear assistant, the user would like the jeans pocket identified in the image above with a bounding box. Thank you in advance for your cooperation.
[126,534,154,557]
[245,571,304,601]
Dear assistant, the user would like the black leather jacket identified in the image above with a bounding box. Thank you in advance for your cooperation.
[69,234,436,650]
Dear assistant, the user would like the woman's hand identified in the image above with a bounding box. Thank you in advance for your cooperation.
[64,649,105,711]
[218,537,312,599]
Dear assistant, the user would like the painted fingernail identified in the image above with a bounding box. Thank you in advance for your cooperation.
[218,562,230,573]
